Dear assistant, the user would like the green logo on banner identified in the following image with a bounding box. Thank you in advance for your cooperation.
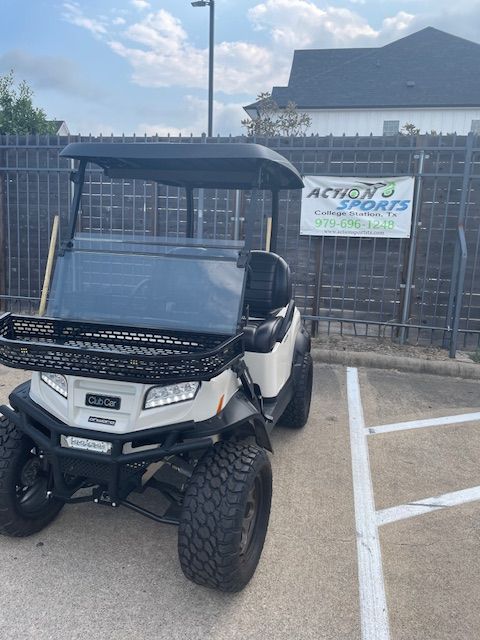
[381,182,396,197]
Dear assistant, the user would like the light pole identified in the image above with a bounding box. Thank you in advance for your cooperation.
[191,0,214,137]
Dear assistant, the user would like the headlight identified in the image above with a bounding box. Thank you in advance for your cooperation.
[144,381,199,409]
[41,372,68,398]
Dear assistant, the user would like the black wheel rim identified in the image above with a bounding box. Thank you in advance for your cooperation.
[15,452,51,516]
[240,477,261,556]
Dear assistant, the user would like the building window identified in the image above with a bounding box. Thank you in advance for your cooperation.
[471,120,480,133]
[383,120,400,136]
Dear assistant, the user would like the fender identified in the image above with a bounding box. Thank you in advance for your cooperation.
[292,325,311,385]
[250,417,272,451]
[295,324,311,357]
[224,417,272,452]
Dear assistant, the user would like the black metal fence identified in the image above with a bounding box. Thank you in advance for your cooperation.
[1,132,479,355]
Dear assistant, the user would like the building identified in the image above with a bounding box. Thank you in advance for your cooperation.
[244,27,480,136]
[48,120,70,135]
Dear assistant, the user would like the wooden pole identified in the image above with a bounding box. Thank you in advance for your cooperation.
[38,215,59,316]
[265,216,272,252]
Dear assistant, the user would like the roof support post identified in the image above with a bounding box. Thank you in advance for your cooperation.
[65,160,87,246]
[270,189,280,253]
[186,187,195,238]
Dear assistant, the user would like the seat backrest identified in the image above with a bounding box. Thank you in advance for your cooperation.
[244,250,292,317]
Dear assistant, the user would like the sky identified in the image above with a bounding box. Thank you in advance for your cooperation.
[1,0,479,136]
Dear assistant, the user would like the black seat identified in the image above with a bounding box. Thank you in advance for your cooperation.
[243,251,292,353]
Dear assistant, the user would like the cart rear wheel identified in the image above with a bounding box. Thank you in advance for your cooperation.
[178,441,272,592]
[280,352,313,429]
[0,416,64,537]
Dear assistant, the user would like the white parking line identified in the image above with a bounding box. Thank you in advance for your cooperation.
[368,412,480,436]
[347,367,390,640]
[376,485,480,526]
[348,367,480,637]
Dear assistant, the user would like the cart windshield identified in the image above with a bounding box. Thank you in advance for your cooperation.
[47,237,246,335]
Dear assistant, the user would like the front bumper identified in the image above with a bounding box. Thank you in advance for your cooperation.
[1,382,263,500]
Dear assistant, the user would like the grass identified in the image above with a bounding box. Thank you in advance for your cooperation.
[469,351,480,363]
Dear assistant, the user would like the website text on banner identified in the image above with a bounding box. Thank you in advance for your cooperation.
[300,176,415,238]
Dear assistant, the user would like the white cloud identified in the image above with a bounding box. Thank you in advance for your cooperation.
[124,10,189,49]
[107,39,206,89]
[248,0,413,48]
[382,11,415,34]
[131,0,151,9]
[106,9,283,94]
[62,2,107,36]
[139,96,246,136]
[112,17,126,26]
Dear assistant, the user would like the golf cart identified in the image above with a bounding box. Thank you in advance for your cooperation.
[0,142,312,592]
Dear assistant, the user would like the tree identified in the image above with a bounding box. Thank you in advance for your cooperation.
[400,122,420,136]
[242,92,311,137]
[400,123,454,136]
[0,71,56,135]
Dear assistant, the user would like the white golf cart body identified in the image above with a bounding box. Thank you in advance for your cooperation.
[0,142,313,592]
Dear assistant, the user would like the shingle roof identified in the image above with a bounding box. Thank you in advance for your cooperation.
[245,28,480,111]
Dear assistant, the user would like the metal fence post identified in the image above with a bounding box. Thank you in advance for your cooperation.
[446,132,474,356]
[311,134,332,338]
[399,150,427,344]
[197,188,204,239]
[233,190,241,241]
[449,226,468,357]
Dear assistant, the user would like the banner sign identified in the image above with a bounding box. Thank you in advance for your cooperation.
[300,175,415,238]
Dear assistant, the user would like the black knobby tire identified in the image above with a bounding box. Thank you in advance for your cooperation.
[0,416,64,537]
[280,352,313,429]
[178,441,272,592]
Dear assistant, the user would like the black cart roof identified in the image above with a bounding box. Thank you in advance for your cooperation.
[60,142,303,190]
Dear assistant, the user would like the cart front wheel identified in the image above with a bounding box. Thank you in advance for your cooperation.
[178,441,272,592]
[0,416,64,537]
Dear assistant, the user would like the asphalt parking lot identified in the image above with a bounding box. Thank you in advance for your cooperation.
[1,362,480,640]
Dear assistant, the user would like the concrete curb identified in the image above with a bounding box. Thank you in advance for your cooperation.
[312,348,480,380]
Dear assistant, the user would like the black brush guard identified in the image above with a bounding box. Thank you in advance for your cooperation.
[0,313,243,384]
[2,380,265,504]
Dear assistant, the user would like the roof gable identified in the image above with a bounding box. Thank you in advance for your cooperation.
[266,27,480,110]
